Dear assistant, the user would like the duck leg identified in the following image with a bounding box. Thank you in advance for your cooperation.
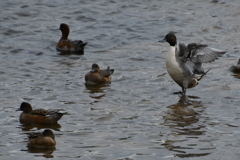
[182,87,186,95]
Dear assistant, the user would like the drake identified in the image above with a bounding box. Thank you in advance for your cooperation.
[16,102,67,124]
[159,33,226,95]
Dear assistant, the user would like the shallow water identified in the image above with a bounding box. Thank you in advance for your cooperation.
[1,0,240,159]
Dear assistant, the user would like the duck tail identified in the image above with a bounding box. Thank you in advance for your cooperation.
[197,68,211,81]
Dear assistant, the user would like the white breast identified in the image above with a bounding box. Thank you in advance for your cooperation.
[166,46,184,83]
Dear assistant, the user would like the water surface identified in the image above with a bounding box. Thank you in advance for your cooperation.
[1,0,240,159]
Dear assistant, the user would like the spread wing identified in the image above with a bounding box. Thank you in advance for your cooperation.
[177,42,226,75]
[187,43,226,63]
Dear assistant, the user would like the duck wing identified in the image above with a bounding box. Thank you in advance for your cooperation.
[177,43,226,75]
[30,109,48,116]
[186,43,226,63]
[101,67,114,77]
[177,42,188,58]
[28,132,42,139]
[46,109,67,117]
[176,43,204,75]
[70,40,88,47]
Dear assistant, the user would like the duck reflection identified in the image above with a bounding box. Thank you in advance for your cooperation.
[23,147,55,157]
[19,123,61,132]
[85,83,110,99]
[163,95,200,128]
[85,83,105,93]
[162,95,209,157]
[57,50,84,55]
[21,129,57,156]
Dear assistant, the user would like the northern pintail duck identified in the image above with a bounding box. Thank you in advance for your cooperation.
[85,63,114,85]
[159,33,226,95]
[56,23,88,53]
[28,129,56,148]
[16,102,67,124]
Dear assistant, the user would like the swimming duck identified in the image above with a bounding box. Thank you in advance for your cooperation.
[85,63,114,85]
[28,129,56,148]
[56,23,88,53]
[16,102,67,124]
[159,33,226,95]
[229,58,240,73]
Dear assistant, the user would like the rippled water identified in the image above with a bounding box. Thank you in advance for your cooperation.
[1,0,240,159]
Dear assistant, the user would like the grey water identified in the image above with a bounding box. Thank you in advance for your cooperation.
[1,0,240,159]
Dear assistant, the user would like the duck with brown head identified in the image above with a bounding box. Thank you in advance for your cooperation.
[27,129,56,148]
[16,102,67,124]
[85,63,114,85]
[56,23,88,54]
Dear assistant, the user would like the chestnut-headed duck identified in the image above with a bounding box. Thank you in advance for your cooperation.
[85,63,114,85]
[28,129,56,148]
[56,23,88,53]
[159,33,226,95]
[16,102,67,124]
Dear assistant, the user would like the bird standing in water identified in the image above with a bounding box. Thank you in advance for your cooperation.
[159,33,226,95]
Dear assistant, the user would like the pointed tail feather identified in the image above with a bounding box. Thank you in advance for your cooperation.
[197,69,211,81]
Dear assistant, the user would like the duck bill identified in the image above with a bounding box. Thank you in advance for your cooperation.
[159,39,166,43]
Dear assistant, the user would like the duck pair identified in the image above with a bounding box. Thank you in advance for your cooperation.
[16,102,66,148]
[56,23,114,85]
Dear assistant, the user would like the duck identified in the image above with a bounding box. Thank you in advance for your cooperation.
[85,63,114,85]
[16,102,67,124]
[27,129,56,148]
[56,23,88,53]
[229,58,240,73]
[159,33,226,95]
